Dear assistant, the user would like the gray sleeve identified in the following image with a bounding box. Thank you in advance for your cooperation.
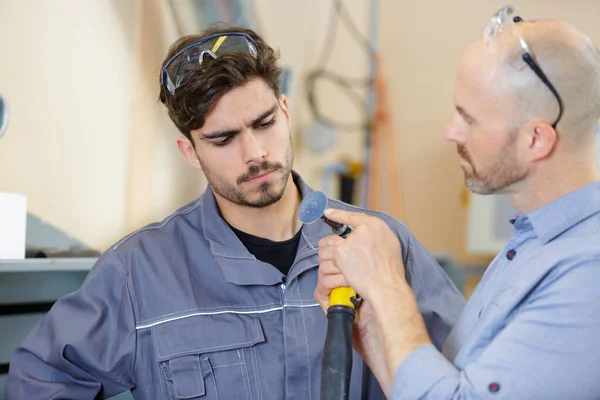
[5,250,137,399]
[400,230,465,350]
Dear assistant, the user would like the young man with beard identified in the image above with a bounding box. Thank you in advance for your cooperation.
[6,27,465,399]
[315,7,600,399]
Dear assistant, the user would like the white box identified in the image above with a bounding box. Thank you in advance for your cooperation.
[0,192,27,259]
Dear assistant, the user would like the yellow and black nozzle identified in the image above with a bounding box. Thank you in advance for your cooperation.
[298,190,361,400]
[321,287,362,400]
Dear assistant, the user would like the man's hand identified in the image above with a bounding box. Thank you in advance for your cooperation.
[319,209,407,299]
[315,239,394,393]
[314,209,433,390]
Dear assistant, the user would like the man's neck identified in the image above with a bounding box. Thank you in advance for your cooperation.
[508,153,600,213]
[216,175,303,242]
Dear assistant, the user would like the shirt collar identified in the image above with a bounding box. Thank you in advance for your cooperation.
[521,181,600,244]
[199,170,332,285]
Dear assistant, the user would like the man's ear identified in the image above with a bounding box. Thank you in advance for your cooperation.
[524,121,558,161]
[279,94,290,120]
[176,135,202,170]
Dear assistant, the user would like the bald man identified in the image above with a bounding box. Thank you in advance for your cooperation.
[314,6,600,400]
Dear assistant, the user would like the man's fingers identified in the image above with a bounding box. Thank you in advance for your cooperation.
[318,235,345,250]
[315,297,329,314]
[318,245,340,265]
[321,271,351,290]
[314,272,352,312]
[323,208,374,228]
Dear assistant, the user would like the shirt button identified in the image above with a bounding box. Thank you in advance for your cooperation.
[489,382,500,393]
[282,275,287,283]
[506,249,516,260]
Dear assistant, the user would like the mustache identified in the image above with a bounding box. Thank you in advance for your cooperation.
[456,145,472,163]
[237,161,282,185]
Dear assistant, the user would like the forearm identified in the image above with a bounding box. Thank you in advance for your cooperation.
[370,282,432,391]
[353,314,394,394]
[6,251,136,399]
[6,346,102,399]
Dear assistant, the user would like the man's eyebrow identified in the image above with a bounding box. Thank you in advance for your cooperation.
[201,128,239,140]
[456,105,476,122]
[200,104,278,140]
[249,104,278,127]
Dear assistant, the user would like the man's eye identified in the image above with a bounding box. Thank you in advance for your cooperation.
[462,115,476,126]
[213,136,233,147]
[258,118,275,129]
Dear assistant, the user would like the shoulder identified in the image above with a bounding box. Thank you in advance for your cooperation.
[533,236,600,271]
[325,198,418,260]
[104,195,207,263]
[516,236,600,301]
[326,198,410,236]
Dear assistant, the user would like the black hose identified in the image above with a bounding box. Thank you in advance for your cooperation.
[320,305,355,400]
[361,361,371,399]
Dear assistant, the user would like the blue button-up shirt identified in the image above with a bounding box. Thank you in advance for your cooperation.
[6,173,465,400]
[392,182,600,400]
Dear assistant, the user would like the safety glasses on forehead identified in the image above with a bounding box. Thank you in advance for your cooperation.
[161,32,259,96]
[484,5,564,129]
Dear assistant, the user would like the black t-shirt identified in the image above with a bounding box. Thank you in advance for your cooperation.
[229,224,302,276]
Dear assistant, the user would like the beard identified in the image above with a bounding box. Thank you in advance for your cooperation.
[199,136,294,208]
[457,138,527,195]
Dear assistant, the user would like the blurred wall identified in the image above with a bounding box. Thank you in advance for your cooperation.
[0,0,204,251]
[0,0,134,250]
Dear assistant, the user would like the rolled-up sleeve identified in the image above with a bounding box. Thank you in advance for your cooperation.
[391,261,600,400]
[5,250,137,399]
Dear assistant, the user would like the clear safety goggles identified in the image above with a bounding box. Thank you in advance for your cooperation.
[161,32,259,95]
[483,5,563,128]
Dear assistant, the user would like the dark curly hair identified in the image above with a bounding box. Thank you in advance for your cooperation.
[159,26,282,144]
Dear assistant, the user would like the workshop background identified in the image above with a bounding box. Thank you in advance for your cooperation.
[1,1,599,399]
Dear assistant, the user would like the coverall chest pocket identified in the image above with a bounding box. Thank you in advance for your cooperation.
[154,313,266,400]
